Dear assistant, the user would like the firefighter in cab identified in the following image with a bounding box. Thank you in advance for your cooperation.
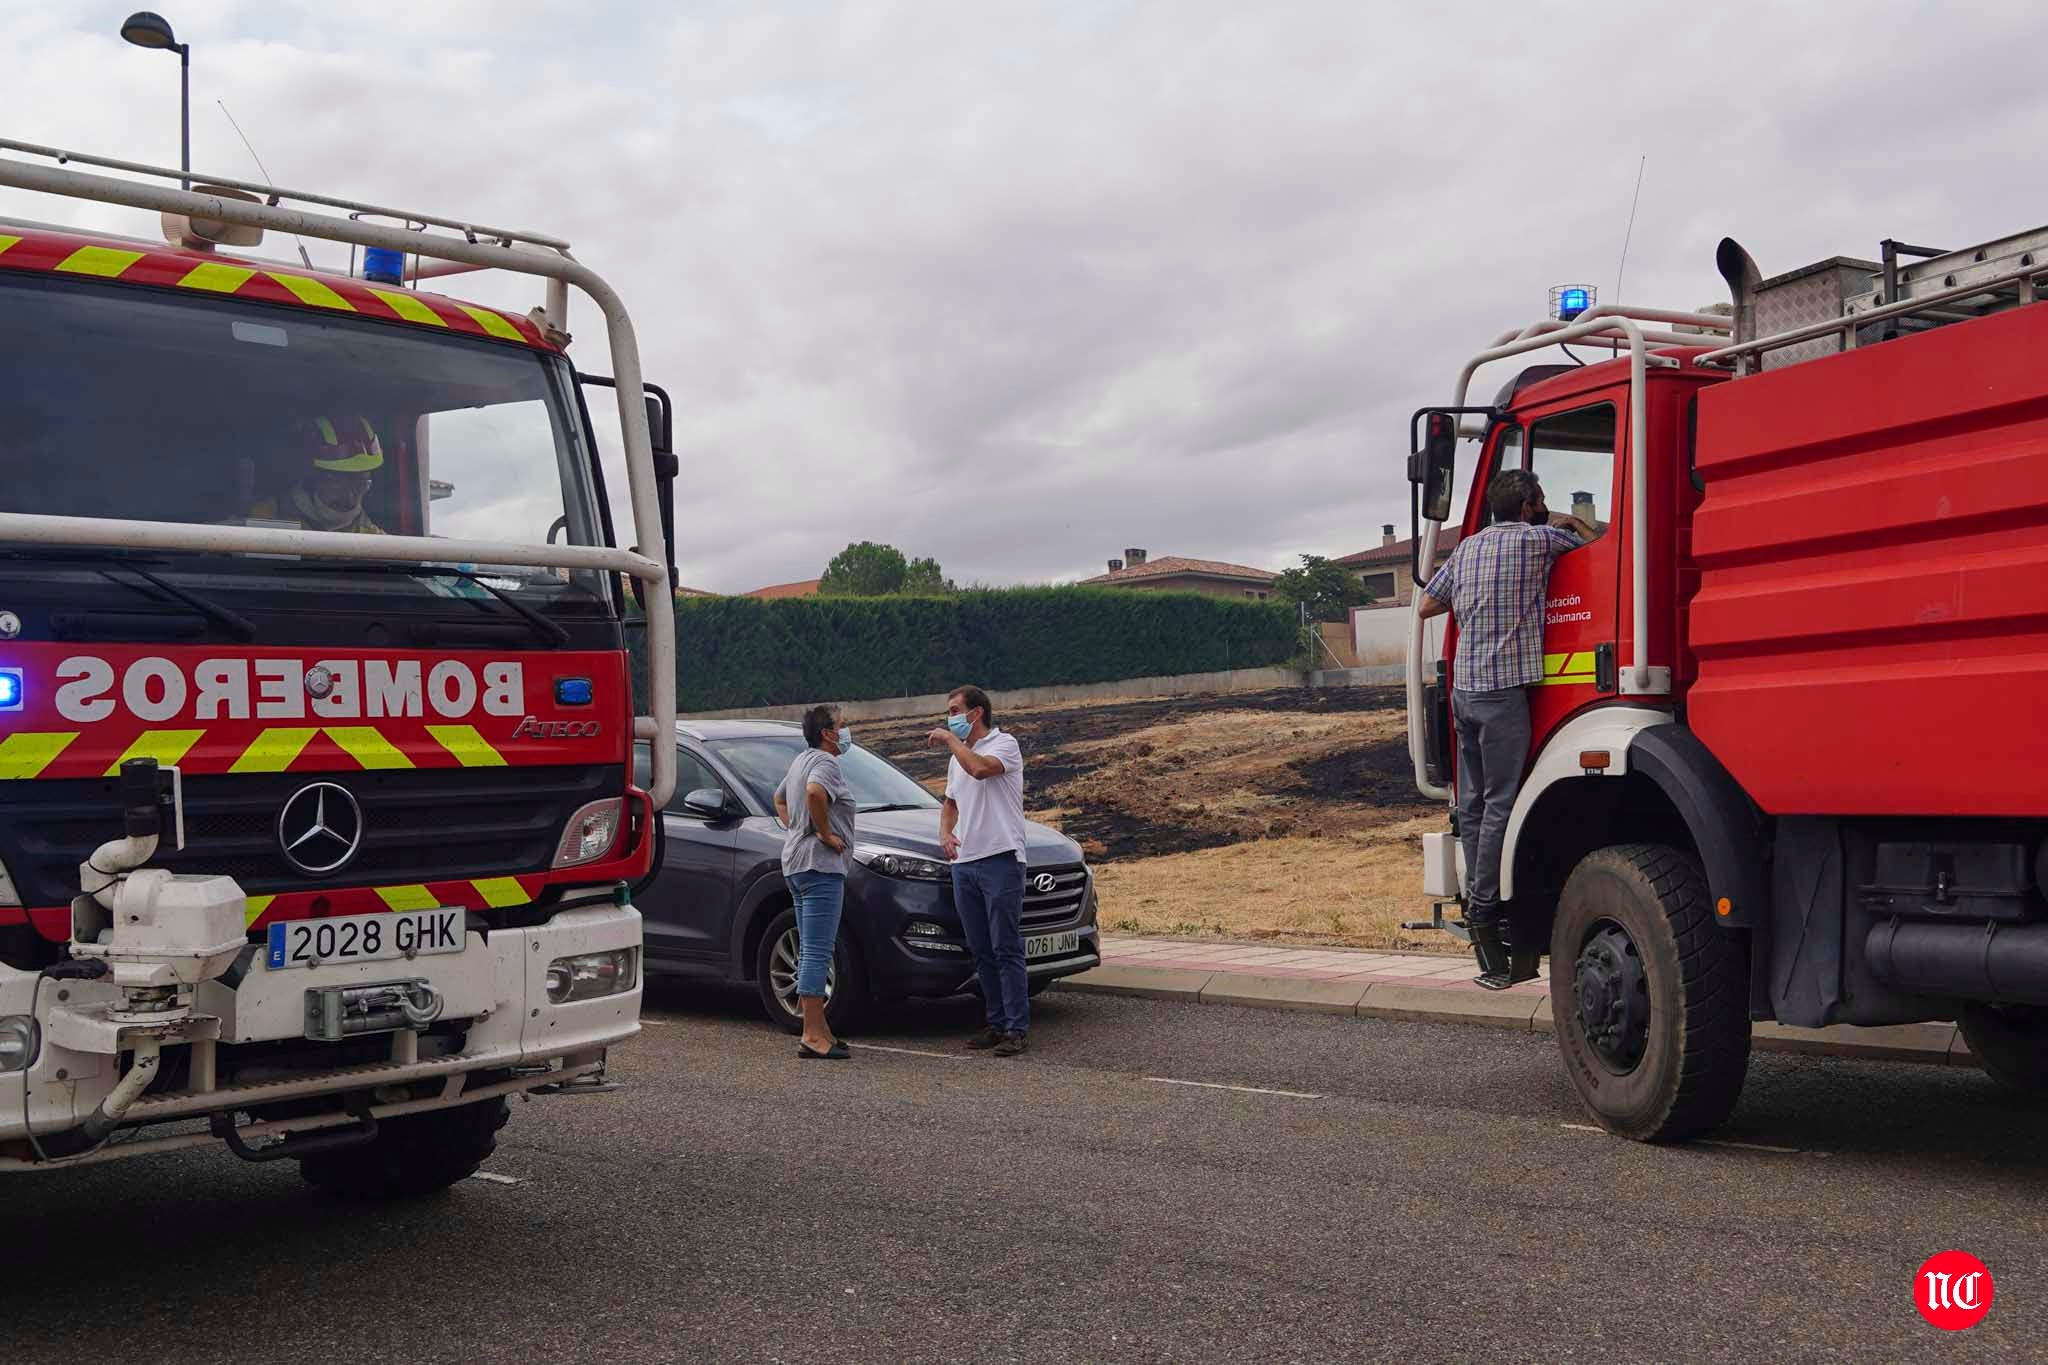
[248,416,387,534]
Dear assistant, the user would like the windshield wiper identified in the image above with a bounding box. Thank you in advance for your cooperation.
[283,560,571,647]
[101,568,257,641]
[858,803,932,814]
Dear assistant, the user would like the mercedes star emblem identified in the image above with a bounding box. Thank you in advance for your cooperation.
[1032,873,1058,895]
[304,665,335,699]
[277,781,365,876]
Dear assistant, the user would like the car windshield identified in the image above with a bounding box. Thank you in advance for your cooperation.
[0,272,610,612]
[709,735,941,814]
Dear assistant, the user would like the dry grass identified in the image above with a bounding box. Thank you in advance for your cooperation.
[1091,817,1462,953]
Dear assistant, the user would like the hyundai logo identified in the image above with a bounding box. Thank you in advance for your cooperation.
[277,781,364,876]
[1032,873,1058,895]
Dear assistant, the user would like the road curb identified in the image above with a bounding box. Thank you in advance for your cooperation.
[1055,963,1974,1066]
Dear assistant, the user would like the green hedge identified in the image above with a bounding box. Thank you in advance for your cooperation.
[640,588,1298,712]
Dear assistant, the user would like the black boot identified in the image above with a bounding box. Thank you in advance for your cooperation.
[1467,906,1511,990]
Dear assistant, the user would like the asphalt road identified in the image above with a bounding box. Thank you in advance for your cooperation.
[8,984,2045,1363]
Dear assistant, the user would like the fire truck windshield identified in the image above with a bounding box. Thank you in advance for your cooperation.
[0,272,611,615]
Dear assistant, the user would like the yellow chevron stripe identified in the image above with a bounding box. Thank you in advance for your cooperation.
[55,245,145,278]
[370,288,446,326]
[0,234,21,258]
[1536,650,1599,687]
[104,729,206,776]
[376,884,440,912]
[427,724,507,767]
[324,726,415,770]
[229,727,319,773]
[472,877,532,909]
[178,261,258,294]
[0,733,77,779]
[455,303,523,341]
[243,894,276,929]
[266,271,355,310]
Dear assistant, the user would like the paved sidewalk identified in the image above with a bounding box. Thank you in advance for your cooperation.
[1057,935,1975,1066]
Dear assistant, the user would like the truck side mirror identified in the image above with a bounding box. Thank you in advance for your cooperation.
[645,387,679,596]
[1417,411,1457,523]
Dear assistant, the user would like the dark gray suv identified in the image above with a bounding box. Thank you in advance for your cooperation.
[633,720,1101,1032]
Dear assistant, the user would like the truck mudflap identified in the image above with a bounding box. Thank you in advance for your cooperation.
[0,903,643,1170]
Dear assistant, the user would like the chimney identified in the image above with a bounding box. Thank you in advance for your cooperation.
[1381,523,1395,548]
[1107,558,1124,573]
[1124,547,1147,566]
[1572,491,1596,524]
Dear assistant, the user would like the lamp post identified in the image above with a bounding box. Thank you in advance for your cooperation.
[120,11,189,189]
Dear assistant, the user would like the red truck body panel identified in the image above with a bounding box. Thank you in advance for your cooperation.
[1687,304,2048,817]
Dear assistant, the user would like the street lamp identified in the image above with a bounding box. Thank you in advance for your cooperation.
[120,11,189,190]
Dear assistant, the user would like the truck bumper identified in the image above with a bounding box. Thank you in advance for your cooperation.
[0,902,643,1170]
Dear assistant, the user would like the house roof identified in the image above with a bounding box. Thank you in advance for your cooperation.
[1078,555,1277,586]
[746,577,823,599]
[1337,530,1461,568]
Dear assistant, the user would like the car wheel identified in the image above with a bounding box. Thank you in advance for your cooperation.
[754,906,868,1035]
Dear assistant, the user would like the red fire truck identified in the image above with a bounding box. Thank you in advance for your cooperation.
[1405,229,2048,1140]
[0,139,678,1191]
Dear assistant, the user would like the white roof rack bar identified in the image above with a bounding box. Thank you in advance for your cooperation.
[0,138,570,253]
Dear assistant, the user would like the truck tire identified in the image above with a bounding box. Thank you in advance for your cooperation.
[1549,844,1750,1142]
[1957,1004,2048,1097]
[755,906,868,1035]
[300,1093,510,1199]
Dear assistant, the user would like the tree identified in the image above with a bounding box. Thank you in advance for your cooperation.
[1272,554,1372,623]
[819,541,910,596]
[902,556,956,595]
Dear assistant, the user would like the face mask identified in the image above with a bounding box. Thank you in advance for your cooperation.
[946,713,973,741]
[835,727,852,751]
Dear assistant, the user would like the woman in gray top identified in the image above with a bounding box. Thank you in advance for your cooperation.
[773,704,857,1059]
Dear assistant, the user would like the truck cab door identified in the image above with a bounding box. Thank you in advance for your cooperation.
[1517,398,1623,747]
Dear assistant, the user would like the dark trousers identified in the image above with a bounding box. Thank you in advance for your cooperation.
[1452,685,1531,919]
[952,853,1028,1035]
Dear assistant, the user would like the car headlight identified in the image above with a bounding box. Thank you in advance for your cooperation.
[853,844,950,881]
[0,1015,39,1074]
[553,798,623,868]
[545,948,638,1004]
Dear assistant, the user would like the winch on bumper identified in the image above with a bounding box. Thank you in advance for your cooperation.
[0,903,642,1169]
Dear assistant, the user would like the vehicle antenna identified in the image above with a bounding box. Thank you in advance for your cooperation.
[216,99,315,268]
[1614,154,1647,302]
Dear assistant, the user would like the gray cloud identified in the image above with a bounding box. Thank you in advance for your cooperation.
[7,1,2047,591]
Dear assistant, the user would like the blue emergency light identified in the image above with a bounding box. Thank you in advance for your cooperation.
[0,668,21,711]
[361,247,406,286]
[1550,283,1596,321]
[555,677,594,707]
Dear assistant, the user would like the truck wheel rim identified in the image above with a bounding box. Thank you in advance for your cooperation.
[770,925,833,1016]
[1574,919,1649,1074]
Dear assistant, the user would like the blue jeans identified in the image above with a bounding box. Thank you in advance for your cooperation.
[953,853,1028,1035]
[787,870,845,999]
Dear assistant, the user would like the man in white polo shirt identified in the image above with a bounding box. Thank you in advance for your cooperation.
[928,684,1031,1056]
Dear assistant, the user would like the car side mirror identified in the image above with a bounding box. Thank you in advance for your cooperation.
[1416,411,1457,523]
[681,787,729,820]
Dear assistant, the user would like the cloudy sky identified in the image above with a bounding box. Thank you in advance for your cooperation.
[6,1,2043,592]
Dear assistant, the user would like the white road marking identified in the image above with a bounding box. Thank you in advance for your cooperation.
[1146,1077,1323,1100]
[1560,1123,1822,1156]
[849,1043,968,1061]
[470,1171,525,1185]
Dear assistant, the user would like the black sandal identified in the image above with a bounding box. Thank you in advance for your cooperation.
[798,1041,851,1060]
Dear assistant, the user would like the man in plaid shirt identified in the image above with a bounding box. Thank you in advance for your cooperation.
[1418,468,1592,988]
